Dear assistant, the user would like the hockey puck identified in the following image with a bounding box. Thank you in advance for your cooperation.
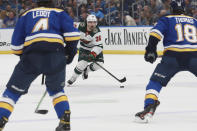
[120,86,124,88]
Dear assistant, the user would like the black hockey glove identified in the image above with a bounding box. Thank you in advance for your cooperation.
[64,40,78,64]
[65,54,73,64]
[144,35,160,64]
[144,46,158,63]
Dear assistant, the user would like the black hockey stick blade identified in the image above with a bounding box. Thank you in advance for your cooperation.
[119,77,126,83]
[35,109,48,114]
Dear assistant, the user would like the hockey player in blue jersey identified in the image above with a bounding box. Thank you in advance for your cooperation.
[0,0,80,131]
[135,0,197,123]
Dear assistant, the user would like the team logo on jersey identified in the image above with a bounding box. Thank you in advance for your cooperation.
[93,28,98,33]
[80,22,85,27]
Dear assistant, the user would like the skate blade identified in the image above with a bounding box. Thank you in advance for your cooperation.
[134,114,153,123]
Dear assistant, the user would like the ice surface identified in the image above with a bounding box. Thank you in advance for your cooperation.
[0,54,197,131]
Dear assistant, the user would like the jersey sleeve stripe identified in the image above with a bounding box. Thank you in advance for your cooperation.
[150,29,163,40]
[149,32,162,40]
[11,44,24,50]
[65,36,80,41]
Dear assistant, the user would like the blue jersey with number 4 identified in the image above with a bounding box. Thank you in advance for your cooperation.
[150,15,197,53]
[11,7,80,55]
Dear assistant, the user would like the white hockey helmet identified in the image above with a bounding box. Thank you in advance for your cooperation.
[86,14,97,23]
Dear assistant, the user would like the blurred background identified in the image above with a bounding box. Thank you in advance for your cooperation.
[0,0,197,28]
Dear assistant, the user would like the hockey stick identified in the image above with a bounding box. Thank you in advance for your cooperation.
[94,62,126,83]
[41,74,45,85]
[35,90,48,114]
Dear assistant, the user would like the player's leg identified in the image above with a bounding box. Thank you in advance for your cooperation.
[45,68,70,131]
[188,57,197,77]
[135,56,179,123]
[67,60,88,85]
[0,63,39,130]
[82,52,104,80]
[82,62,104,80]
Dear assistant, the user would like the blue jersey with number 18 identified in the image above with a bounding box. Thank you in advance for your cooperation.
[150,15,197,53]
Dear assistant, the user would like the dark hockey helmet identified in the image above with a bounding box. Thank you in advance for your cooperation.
[36,0,53,7]
[170,0,185,14]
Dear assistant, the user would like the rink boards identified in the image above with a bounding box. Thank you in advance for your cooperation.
[0,26,164,55]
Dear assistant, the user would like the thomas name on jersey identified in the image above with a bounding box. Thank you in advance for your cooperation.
[33,10,50,18]
[175,17,194,24]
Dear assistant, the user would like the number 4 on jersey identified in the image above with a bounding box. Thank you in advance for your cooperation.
[32,18,49,33]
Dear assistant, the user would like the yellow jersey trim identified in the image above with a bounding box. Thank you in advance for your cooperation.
[150,32,162,40]
[164,48,197,52]
[24,38,64,46]
[166,15,194,19]
[0,50,164,55]
[12,50,23,54]
[22,7,63,16]
[65,36,80,41]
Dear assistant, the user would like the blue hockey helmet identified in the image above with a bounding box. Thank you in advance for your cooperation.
[170,0,185,14]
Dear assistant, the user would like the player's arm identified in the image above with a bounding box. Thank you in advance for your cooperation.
[145,17,167,63]
[60,11,80,64]
[144,36,160,63]
[11,16,25,56]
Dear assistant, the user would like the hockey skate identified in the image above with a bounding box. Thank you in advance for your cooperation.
[56,111,71,131]
[0,117,8,131]
[135,100,160,123]
[67,76,77,85]
[82,66,89,80]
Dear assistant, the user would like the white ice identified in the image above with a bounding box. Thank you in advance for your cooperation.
[0,54,197,131]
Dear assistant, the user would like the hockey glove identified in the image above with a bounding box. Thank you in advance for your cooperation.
[144,35,160,64]
[64,40,78,64]
[144,46,158,64]
[88,51,97,61]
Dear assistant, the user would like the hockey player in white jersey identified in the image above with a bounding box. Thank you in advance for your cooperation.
[67,14,104,85]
